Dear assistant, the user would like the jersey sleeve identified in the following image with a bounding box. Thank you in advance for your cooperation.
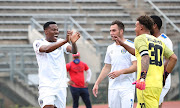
[63,42,71,54]
[131,55,137,62]
[33,39,45,54]
[134,35,149,56]
[165,38,173,51]
[58,38,71,54]
[104,46,111,64]
[84,63,89,71]
[163,44,174,59]
[66,63,70,72]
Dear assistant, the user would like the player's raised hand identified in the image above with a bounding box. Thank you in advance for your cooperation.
[66,30,73,42]
[132,79,146,90]
[71,32,80,44]
[114,35,123,45]
[108,70,121,79]
[92,84,99,97]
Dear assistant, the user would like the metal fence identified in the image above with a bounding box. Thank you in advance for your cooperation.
[0,45,38,86]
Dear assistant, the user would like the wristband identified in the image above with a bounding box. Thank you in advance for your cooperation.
[163,70,169,81]
[140,71,147,79]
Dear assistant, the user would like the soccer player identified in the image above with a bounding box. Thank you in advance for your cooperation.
[33,21,80,108]
[66,52,92,108]
[133,15,177,108]
[150,15,173,108]
[92,20,137,108]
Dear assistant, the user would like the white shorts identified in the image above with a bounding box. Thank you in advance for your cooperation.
[38,87,67,108]
[159,74,171,105]
[108,88,135,108]
[159,87,170,105]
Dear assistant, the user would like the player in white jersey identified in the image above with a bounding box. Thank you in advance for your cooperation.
[33,21,80,108]
[92,20,137,108]
[150,15,173,108]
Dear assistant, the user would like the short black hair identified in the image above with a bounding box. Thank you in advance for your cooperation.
[137,15,154,31]
[43,21,57,30]
[150,15,162,30]
[111,20,125,31]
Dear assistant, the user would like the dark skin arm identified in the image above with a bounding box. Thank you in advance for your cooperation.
[165,54,177,73]
[40,31,80,53]
[115,36,135,55]
[66,32,80,54]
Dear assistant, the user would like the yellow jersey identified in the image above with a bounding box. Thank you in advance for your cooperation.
[134,34,174,88]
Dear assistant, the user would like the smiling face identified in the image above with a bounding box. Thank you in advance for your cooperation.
[45,24,59,42]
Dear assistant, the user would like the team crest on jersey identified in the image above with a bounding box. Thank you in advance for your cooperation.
[121,48,127,54]
[36,42,40,48]
[39,100,43,106]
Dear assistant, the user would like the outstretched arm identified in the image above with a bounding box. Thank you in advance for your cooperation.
[92,64,111,97]
[115,36,135,55]
[165,54,177,73]
[39,31,72,53]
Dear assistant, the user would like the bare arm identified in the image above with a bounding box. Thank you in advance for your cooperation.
[164,58,169,69]
[95,64,111,85]
[141,55,150,72]
[119,41,135,56]
[115,36,135,55]
[165,54,177,73]
[66,42,78,54]
[108,60,137,79]
[39,31,72,53]
[39,40,69,53]
[92,64,111,97]
[66,32,80,54]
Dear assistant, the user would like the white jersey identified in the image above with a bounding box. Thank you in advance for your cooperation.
[104,40,137,90]
[158,33,173,89]
[33,38,70,89]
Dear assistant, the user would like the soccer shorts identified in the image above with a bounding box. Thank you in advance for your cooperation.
[159,87,170,105]
[38,87,67,108]
[136,87,162,108]
[108,88,135,108]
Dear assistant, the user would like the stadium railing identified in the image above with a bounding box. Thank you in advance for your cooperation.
[144,0,180,34]
[0,45,38,87]
[30,16,109,54]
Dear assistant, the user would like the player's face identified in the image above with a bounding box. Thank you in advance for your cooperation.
[110,24,121,41]
[135,21,141,36]
[45,24,59,42]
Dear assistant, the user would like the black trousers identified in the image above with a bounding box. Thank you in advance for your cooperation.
[70,86,92,108]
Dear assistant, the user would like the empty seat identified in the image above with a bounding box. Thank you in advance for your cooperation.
[0,6,78,10]
[75,0,117,3]
[0,36,27,40]
[95,21,135,25]
[0,0,70,2]
[150,0,180,2]
[81,6,123,10]
[88,13,130,17]
[101,28,134,32]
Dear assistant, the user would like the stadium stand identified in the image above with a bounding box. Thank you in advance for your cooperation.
[0,0,179,107]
